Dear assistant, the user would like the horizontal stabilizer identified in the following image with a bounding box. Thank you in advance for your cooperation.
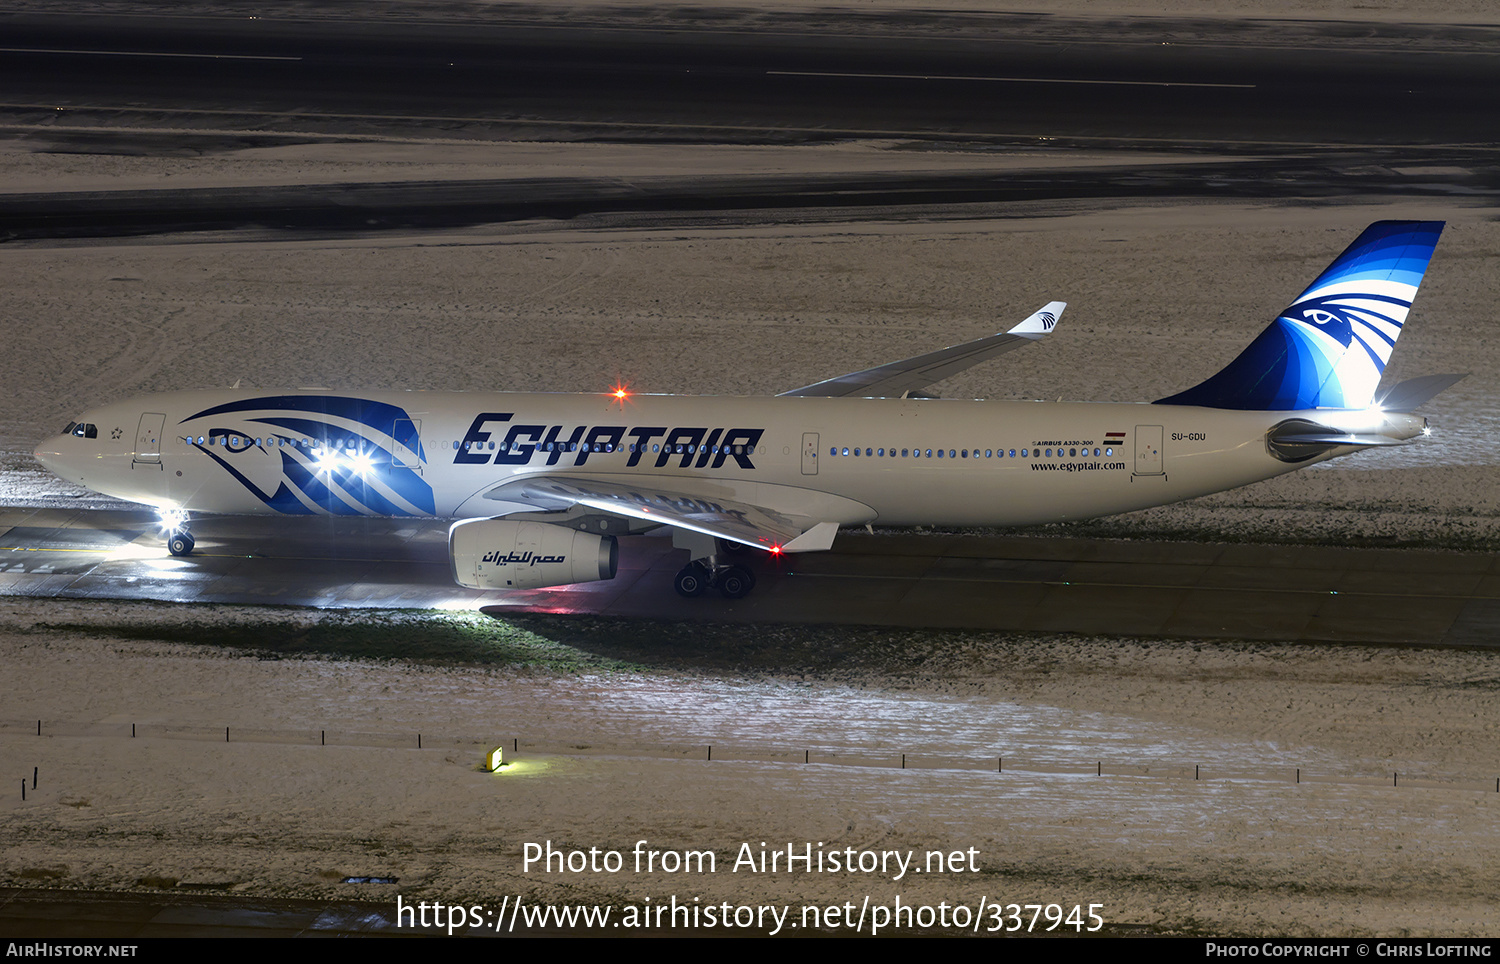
[781,301,1064,398]
[1375,373,1466,412]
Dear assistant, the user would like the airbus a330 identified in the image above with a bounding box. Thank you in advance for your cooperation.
[35,221,1458,599]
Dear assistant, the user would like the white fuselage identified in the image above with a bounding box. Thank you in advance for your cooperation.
[32,389,1423,531]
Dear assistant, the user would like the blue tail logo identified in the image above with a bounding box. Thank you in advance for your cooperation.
[1157,221,1443,410]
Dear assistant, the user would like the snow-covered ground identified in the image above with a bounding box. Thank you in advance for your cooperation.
[4,601,1500,935]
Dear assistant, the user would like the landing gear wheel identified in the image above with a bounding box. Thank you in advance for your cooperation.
[167,531,195,556]
[674,563,710,598]
[718,565,755,599]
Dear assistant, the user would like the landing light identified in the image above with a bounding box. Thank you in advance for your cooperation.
[156,508,189,532]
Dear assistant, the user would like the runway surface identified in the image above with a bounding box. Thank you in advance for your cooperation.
[5,7,1500,146]
[2,506,1494,646]
[5,7,1500,240]
[6,6,1500,242]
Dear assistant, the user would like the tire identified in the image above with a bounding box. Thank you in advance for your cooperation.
[167,532,195,556]
[674,564,709,598]
[718,565,754,599]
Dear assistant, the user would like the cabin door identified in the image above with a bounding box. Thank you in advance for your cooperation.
[802,433,820,475]
[133,413,166,466]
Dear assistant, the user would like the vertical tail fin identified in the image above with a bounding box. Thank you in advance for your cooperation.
[1156,221,1444,410]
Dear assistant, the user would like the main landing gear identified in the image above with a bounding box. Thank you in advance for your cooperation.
[674,560,757,600]
[672,533,758,599]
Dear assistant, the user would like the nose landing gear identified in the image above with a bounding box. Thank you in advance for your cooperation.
[167,530,196,556]
[158,509,195,556]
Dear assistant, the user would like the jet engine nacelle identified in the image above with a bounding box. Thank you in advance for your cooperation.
[449,519,618,590]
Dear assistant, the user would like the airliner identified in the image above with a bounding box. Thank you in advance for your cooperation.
[34,221,1458,599]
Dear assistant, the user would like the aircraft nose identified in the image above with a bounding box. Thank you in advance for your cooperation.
[34,436,67,478]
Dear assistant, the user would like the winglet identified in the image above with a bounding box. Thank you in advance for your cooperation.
[782,522,839,553]
[1007,301,1066,338]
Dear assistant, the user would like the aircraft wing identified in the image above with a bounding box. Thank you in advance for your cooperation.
[779,301,1065,398]
[482,475,851,552]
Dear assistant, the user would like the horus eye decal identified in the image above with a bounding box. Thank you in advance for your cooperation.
[181,396,435,517]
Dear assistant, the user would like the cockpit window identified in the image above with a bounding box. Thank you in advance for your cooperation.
[69,423,97,439]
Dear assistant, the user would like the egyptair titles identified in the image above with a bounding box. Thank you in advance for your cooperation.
[481,550,566,567]
[454,413,765,469]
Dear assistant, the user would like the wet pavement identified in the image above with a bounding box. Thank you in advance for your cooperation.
[2,506,1495,646]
